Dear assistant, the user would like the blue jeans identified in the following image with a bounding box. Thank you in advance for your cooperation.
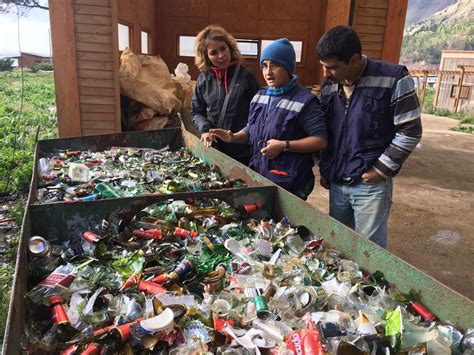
[329,177,393,248]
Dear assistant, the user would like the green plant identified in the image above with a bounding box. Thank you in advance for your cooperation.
[419,88,474,134]
[30,61,53,72]
[0,58,14,72]
[0,70,58,193]
[452,125,474,134]
[401,20,474,65]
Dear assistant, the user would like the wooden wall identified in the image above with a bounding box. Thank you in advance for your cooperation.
[154,0,327,86]
[50,0,121,137]
[352,0,407,63]
[117,0,156,54]
[50,0,409,137]
[324,0,352,32]
[437,51,474,111]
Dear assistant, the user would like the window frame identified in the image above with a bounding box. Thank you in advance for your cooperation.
[450,84,470,99]
[260,38,305,65]
[177,35,197,58]
[140,29,152,55]
[118,22,132,53]
[236,38,259,60]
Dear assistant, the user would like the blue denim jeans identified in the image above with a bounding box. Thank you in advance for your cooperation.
[329,177,393,248]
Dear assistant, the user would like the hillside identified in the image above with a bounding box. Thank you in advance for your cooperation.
[405,0,455,27]
[400,0,473,67]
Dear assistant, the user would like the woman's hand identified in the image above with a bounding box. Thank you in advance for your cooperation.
[260,139,285,159]
[209,129,235,143]
[200,132,216,148]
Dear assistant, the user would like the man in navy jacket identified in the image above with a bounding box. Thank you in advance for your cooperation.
[317,26,422,248]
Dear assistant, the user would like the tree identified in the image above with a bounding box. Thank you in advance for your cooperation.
[0,58,14,72]
[0,0,48,14]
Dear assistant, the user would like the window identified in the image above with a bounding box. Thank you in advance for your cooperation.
[261,39,303,63]
[118,24,130,51]
[237,39,258,57]
[450,85,470,99]
[179,36,196,57]
[141,30,150,54]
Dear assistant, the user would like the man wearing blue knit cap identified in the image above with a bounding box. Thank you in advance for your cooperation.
[209,38,328,200]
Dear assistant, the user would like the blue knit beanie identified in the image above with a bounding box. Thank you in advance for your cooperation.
[260,38,296,75]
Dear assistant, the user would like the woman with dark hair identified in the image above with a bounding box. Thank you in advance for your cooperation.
[192,25,260,165]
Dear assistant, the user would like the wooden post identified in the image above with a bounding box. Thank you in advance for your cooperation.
[49,0,82,137]
[453,66,466,113]
[433,72,442,110]
[420,70,428,107]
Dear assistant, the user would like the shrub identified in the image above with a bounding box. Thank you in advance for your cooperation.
[0,58,14,72]
[30,62,53,72]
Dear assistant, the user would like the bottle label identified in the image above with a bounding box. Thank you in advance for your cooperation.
[174,228,198,239]
[253,295,270,319]
[173,259,193,280]
[115,318,144,342]
[132,229,162,240]
[40,272,75,288]
[93,318,144,340]
[61,345,77,355]
[120,274,138,290]
[244,203,262,214]
[82,343,101,355]
[51,303,70,325]
[411,302,435,322]
[138,280,167,295]
[151,273,168,284]
[82,231,100,244]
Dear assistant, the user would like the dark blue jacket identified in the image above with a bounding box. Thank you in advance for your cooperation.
[248,84,316,194]
[320,59,405,183]
[192,65,259,164]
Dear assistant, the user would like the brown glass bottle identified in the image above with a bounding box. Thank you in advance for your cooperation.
[94,318,144,345]
[48,295,80,343]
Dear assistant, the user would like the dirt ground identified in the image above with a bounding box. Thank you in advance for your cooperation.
[307,114,474,300]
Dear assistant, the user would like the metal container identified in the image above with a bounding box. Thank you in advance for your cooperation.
[4,129,473,354]
[29,127,272,205]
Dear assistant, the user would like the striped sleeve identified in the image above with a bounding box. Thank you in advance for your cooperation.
[373,71,422,177]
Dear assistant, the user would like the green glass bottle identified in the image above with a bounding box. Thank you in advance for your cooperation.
[95,182,121,199]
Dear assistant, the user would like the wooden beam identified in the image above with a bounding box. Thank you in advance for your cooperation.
[381,0,408,63]
[420,71,428,107]
[433,73,442,110]
[453,66,466,113]
[111,0,122,133]
[49,0,81,137]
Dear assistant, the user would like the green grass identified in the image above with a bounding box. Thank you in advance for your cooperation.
[420,89,474,134]
[0,70,58,346]
[0,70,58,193]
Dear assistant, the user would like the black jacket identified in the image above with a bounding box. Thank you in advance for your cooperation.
[192,65,260,164]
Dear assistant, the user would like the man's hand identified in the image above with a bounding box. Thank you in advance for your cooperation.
[320,176,330,189]
[362,168,385,184]
[260,139,284,159]
[209,129,235,143]
[200,132,216,148]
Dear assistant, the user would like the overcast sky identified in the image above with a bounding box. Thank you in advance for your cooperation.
[0,4,51,57]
